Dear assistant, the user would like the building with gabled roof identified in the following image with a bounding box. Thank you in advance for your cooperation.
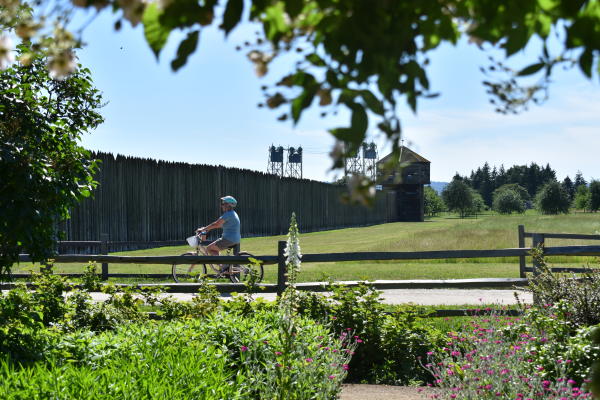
[377,146,431,222]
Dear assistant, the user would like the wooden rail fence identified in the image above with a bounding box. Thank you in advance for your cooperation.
[9,236,600,295]
[517,225,600,277]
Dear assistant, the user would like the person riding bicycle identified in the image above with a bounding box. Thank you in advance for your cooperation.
[196,196,240,257]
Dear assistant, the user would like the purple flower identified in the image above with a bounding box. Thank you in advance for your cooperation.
[240,346,248,352]
[275,351,282,356]
[305,358,313,363]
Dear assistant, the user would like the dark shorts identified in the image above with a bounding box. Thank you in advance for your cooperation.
[212,238,237,250]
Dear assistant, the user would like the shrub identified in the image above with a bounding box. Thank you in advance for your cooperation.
[526,249,600,327]
[295,283,446,384]
[493,189,525,214]
[424,307,597,399]
[0,310,354,399]
[535,181,571,214]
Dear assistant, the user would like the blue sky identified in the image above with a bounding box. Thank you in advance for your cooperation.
[74,10,600,183]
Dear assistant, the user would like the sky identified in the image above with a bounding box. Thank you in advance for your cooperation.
[72,9,600,184]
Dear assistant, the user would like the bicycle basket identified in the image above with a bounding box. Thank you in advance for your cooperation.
[186,235,198,247]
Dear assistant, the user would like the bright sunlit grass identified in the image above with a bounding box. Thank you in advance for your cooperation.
[13,211,600,283]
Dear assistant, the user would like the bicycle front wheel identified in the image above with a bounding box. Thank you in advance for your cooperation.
[229,252,264,283]
[172,252,205,283]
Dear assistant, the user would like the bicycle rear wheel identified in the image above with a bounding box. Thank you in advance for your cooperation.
[172,252,205,283]
[228,252,264,283]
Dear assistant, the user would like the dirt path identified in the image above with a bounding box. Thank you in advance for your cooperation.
[340,384,430,400]
[87,288,532,305]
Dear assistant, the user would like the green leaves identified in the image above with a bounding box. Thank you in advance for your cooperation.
[222,0,244,36]
[143,3,171,59]
[517,62,545,76]
[171,30,199,71]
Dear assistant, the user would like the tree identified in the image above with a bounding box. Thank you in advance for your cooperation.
[574,171,588,190]
[2,0,600,186]
[493,189,525,214]
[424,186,445,217]
[442,180,473,218]
[0,46,103,274]
[574,185,590,211]
[493,183,530,203]
[535,181,571,215]
[561,176,575,201]
[589,180,600,212]
[469,189,486,216]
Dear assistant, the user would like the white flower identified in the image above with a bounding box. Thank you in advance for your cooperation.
[284,213,302,279]
[0,35,15,70]
[48,50,76,80]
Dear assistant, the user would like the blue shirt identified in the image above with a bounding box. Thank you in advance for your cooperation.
[220,210,241,243]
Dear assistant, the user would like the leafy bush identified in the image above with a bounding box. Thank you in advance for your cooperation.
[535,181,571,214]
[493,188,525,214]
[0,310,353,399]
[424,307,597,399]
[294,284,446,384]
[528,248,600,327]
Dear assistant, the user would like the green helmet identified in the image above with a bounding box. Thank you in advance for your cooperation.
[220,196,237,207]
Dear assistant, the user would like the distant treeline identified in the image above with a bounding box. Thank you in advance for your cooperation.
[61,152,395,248]
[453,163,588,207]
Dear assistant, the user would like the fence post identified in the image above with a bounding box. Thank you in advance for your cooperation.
[518,225,526,278]
[531,233,545,277]
[277,240,287,296]
[100,233,109,281]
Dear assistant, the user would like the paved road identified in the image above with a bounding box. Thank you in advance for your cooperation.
[88,288,532,305]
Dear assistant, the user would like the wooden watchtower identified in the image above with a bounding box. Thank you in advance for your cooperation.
[377,146,430,222]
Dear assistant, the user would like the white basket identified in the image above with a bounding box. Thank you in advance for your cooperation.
[186,235,198,247]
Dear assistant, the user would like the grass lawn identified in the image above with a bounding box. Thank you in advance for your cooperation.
[13,211,600,283]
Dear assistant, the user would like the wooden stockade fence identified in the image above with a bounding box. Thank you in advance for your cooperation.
[61,152,396,250]
[517,225,600,278]
[11,238,600,296]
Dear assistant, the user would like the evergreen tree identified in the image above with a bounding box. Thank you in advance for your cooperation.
[480,162,494,207]
[574,171,588,190]
[561,176,575,201]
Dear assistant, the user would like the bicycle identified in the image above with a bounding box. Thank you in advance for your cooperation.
[171,232,264,283]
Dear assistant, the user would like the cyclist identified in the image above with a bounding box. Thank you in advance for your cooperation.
[197,196,240,257]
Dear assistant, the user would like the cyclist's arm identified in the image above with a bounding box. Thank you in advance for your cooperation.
[197,218,224,233]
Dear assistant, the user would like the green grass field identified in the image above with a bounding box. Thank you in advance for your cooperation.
[14,211,600,283]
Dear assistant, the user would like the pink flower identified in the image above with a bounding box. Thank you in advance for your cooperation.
[275,351,282,356]
[342,364,349,370]
[305,358,313,363]
[328,375,335,380]
[240,346,248,352]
